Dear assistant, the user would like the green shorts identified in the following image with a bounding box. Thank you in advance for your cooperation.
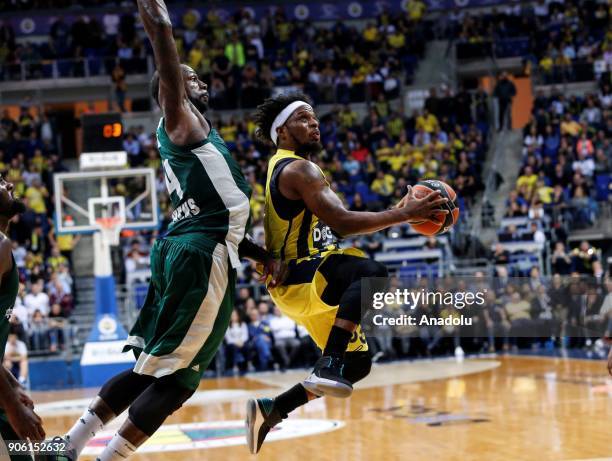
[0,410,32,461]
[124,236,235,391]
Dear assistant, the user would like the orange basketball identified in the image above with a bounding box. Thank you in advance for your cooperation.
[409,180,460,236]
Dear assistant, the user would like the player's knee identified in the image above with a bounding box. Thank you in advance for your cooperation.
[343,352,372,384]
[128,374,194,436]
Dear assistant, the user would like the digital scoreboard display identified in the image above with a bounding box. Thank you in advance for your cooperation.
[82,112,124,153]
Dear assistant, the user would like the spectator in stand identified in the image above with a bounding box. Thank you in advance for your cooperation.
[494,72,516,131]
[247,308,272,371]
[570,241,602,277]
[4,332,28,385]
[10,285,28,332]
[23,279,49,317]
[516,166,538,200]
[504,291,531,340]
[493,243,510,268]
[8,313,27,348]
[498,225,520,242]
[551,242,572,275]
[268,306,299,371]
[224,310,249,375]
[370,170,395,207]
[48,302,69,352]
[560,113,582,137]
[257,301,272,323]
[482,289,510,352]
[46,245,67,272]
[575,132,595,159]
[24,177,48,223]
[124,240,149,276]
[350,193,367,212]
[56,264,73,294]
[528,222,546,244]
[234,287,252,315]
[416,109,439,134]
[123,133,141,166]
[111,61,127,112]
[29,309,50,351]
[50,229,80,268]
[48,279,73,316]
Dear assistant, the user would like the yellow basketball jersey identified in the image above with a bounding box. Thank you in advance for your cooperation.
[263,149,368,353]
[264,149,337,263]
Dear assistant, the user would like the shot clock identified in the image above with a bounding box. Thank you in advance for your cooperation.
[79,112,128,169]
[82,112,124,153]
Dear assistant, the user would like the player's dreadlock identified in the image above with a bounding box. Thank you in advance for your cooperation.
[252,92,313,145]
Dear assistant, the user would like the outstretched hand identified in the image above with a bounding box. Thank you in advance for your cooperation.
[395,186,449,225]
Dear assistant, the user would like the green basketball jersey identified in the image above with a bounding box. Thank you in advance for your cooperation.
[157,119,251,268]
[0,252,18,364]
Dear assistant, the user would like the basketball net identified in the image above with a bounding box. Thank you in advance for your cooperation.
[95,216,123,247]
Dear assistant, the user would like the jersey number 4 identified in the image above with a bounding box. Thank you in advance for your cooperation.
[163,159,184,200]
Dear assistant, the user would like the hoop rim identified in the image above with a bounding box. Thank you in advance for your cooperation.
[95,216,124,230]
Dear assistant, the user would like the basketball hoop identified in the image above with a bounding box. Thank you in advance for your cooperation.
[95,216,123,246]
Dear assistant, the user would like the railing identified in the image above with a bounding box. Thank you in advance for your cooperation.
[0,56,151,81]
[125,277,270,325]
[550,201,611,235]
[0,53,409,109]
[26,321,81,359]
[493,37,530,59]
[456,37,531,62]
[533,60,597,86]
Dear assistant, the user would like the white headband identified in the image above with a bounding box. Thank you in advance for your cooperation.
[270,101,313,145]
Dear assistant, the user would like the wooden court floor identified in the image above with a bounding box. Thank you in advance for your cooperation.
[33,356,612,461]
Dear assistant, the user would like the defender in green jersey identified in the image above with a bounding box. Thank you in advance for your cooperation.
[0,175,45,458]
[55,1,285,460]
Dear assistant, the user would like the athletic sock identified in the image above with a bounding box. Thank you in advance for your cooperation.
[323,325,352,359]
[65,408,105,456]
[273,384,309,417]
[96,433,139,461]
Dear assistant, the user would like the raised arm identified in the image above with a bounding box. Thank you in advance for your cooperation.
[137,0,185,127]
[280,160,448,237]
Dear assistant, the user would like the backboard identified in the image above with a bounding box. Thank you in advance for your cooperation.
[53,168,159,235]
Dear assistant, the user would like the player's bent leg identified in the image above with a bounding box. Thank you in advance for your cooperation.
[246,384,313,455]
[305,256,386,398]
[246,352,373,454]
[95,374,194,461]
[54,369,156,460]
[302,353,354,398]
[342,351,373,384]
[97,370,157,415]
[127,374,195,436]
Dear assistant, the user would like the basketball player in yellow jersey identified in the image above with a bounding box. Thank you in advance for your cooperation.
[246,93,447,454]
